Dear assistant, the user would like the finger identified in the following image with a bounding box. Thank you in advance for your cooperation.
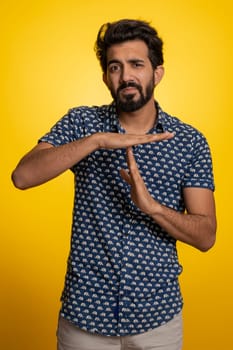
[146,131,174,142]
[129,131,174,146]
[126,147,137,170]
[126,148,148,195]
[119,168,132,185]
[126,147,141,183]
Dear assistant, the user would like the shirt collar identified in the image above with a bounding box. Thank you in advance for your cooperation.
[154,101,167,133]
[109,101,167,134]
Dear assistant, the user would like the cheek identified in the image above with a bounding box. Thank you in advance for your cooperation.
[108,77,120,92]
[105,74,114,86]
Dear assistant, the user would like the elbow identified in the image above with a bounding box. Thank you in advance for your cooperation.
[11,169,30,190]
[199,240,215,252]
[198,218,217,252]
[198,232,216,253]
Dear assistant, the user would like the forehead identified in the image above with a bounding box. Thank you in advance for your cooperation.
[106,40,150,62]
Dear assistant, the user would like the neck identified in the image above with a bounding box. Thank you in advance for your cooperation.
[118,99,157,134]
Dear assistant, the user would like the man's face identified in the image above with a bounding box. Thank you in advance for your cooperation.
[103,40,160,112]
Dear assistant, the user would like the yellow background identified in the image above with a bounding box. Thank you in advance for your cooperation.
[1,0,232,349]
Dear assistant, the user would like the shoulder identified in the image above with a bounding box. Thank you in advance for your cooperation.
[66,103,118,132]
[68,103,116,120]
[161,109,208,144]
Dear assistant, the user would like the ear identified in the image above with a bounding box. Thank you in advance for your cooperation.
[154,65,164,86]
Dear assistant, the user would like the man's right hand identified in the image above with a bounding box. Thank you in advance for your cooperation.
[94,131,174,149]
[11,131,173,190]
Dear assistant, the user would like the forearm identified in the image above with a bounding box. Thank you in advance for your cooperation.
[12,131,173,190]
[12,134,98,189]
[121,147,216,252]
[150,202,216,252]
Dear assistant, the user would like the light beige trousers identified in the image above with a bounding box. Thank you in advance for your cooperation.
[57,311,183,350]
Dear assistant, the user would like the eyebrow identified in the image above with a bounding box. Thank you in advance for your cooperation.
[107,59,121,66]
[107,58,145,66]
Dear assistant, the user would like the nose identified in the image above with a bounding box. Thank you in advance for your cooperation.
[120,65,133,83]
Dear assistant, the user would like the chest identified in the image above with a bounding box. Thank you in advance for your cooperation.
[73,140,191,211]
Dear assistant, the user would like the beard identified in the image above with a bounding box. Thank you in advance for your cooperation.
[110,77,155,113]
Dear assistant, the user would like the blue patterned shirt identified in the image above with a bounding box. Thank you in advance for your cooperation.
[39,102,214,336]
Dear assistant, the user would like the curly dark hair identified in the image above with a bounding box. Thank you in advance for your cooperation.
[95,19,164,73]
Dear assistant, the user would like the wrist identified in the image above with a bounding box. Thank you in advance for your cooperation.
[91,132,105,150]
[148,200,163,218]
[89,133,102,150]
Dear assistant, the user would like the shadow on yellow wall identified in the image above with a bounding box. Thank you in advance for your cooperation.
[1,1,233,349]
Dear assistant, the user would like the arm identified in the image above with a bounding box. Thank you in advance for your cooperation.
[11,132,173,190]
[150,187,216,251]
[120,147,217,252]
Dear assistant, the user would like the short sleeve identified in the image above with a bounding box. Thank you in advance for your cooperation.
[182,132,215,191]
[38,108,84,146]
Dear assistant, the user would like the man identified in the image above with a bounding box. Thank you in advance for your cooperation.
[12,19,216,350]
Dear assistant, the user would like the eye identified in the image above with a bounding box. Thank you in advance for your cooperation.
[108,64,121,73]
[132,61,144,68]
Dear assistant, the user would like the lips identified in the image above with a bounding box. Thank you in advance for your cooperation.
[121,86,138,93]
[118,81,140,93]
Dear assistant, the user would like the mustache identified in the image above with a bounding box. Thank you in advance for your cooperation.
[117,81,142,94]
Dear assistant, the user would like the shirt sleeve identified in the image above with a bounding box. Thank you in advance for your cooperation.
[38,108,84,146]
[182,131,215,191]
